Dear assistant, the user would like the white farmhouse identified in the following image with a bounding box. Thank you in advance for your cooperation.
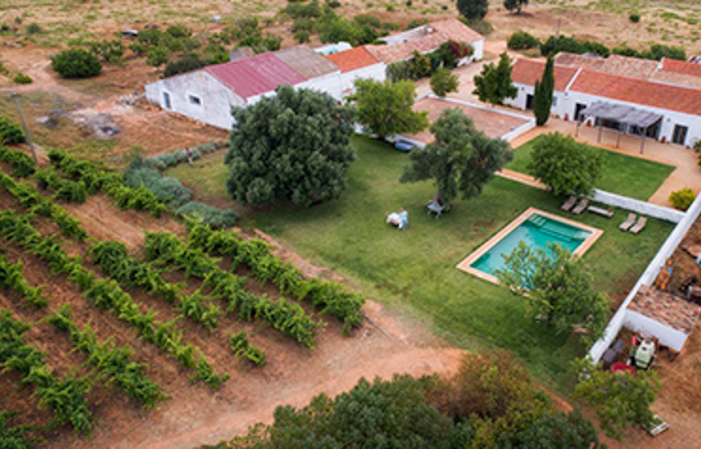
[323,46,385,97]
[507,56,701,148]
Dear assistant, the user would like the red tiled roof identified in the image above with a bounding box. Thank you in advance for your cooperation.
[511,59,579,91]
[324,46,380,73]
[570,69,701,116]
[662,58,701,78]
[365,18,483,64]
[204,53,306,100]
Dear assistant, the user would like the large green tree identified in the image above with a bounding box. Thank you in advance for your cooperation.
[353,78,429,139]
[527,132,603,196]
[573,358,662,440]
[473,52,518,106]
[504,0,529,14]
[495,242,610,341]
[505,410,604,449]
[225,85,356,207]
[457,0,489,20]
[430,67,460,97]
[533,57,554,126]
[400,108,512,206]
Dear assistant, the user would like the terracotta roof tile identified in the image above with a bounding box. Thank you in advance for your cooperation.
[324,46,380,73]
[365,18,482,64]
[204,53,306,100]
[511,58,579,92]
[662,58,701,78]
[570,69,701,116]
[629,286,701,334]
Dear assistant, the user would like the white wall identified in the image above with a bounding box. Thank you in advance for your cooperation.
[588,191,701,362]
[624,310,689,351]
[470,39,484,62]
[296,70,344,101]
[338,63,386,98]
[592,190,685,223]
[144,70,243,130]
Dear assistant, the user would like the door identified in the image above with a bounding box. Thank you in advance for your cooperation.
[672,124,688,146]
[163,91,172,110]
[574,103,587,121]
[525,94,534,110]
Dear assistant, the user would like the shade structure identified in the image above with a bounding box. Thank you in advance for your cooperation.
[580,101,663,129]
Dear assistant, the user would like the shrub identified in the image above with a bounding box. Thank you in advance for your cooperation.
[670,188,696,211]
[146,45,169,68]
[123,167,192,207]
[88,39,125,64]
[25,23,42,35]
[612,45,639,57]
[541,35,610,57]
[294,30,310,43]
[507,30,541,50]
[177,202,238,229]
[13,72,32,84]
[163,54,204,77]
[429,68,459,97]
[641,43,685,61]
[51,49,102,79]
[629,13,640,23]
[0,117,26,145]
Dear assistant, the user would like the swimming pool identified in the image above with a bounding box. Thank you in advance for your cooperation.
[456,208,603,284]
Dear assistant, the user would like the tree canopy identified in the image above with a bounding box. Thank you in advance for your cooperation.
[430,67,460,97]
[495,242,610,342]
[527,133,603,196]
[51,49,102,79]
[573,358,662,440]
[533,57,554,127]
[473,53,517,106]
[225,85,356,207]
[504,0,529,14]
[457,0,489,21]
[504,410,603,449]
[353,78,429,139]
[401,108,512,205]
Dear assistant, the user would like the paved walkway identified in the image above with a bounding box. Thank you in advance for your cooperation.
[510,118,701,207]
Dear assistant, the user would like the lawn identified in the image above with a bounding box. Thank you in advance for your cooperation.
[167,136,674,390]
[507,135,675,201]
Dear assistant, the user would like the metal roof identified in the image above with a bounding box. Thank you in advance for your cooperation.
[580,101,663,128]
[274,46,339,79]
[204,53,307,100]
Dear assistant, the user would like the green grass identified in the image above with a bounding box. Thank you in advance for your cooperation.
[167,136,674,391]
[507,135,675,201]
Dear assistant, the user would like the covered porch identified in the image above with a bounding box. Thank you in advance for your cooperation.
[576,101,663,154]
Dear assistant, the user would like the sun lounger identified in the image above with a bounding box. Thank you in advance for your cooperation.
[630,217,647,234]
[572,198,588,215]
[619,213,637,231]
[426,200,446,218]
[588,205,614,218]
[561,195,577,212]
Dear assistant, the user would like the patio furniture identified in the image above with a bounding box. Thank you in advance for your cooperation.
[629,216,647,234]
[587,205,614,218]
[426,200,447,218]
[572,198,589,215]
[561,195,577,212]
[643,414,670,437]
[619,213,637,231]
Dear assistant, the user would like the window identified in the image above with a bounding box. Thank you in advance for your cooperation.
[188,94,202,106]
[551,95,558,107]
[163,91,172,110]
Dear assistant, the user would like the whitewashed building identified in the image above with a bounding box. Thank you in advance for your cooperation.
[508,57,701,148]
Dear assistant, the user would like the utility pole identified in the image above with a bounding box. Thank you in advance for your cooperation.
[556,18,561,38]
[11,93,38,165]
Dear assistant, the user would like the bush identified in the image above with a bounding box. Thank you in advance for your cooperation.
[13,72,32,84]
[0,116,26,145]
[294,30,310,43]
[430,68,459,97]
[670,188,696,211]
[176,201,238,229]
[146,45,169,68]
[123,166,192,207]
[163,54,204,77]
[629,13,640,23]
[641,43,685,61]
[507,30,541,50]
[25,23,42,35]
[88,39,125,65]
[541,35,610,57]
[51,49,102,79]
[612,45,639,57]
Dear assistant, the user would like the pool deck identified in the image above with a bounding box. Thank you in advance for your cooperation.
[456,207,604,284]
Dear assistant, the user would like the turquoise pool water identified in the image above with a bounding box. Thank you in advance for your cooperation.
[471,213,592,277]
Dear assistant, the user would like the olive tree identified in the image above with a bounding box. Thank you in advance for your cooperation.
[400,108,512,206]
[225,85,356,207]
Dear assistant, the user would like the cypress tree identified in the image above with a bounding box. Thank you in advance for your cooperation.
[533,57,555,126]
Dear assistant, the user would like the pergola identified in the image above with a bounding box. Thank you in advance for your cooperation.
[575,101,663,153]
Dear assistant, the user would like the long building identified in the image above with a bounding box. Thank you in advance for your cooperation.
[507,54,701,147]
[144,19,484,130]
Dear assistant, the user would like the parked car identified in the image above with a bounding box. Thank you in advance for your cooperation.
[394,140,414,153]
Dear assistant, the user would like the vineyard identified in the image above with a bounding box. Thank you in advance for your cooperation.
[0,145,366,447]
